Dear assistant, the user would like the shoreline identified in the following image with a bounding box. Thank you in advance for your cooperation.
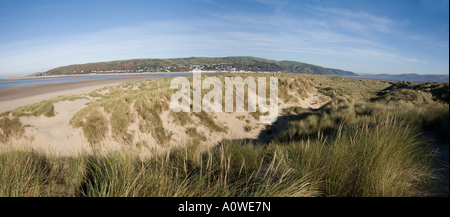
[0,74,186,113]
[0,72,373,113]
[3,71,223,80]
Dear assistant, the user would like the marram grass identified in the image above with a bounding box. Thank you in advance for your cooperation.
[0,74,446,197]
[0,116,436,197]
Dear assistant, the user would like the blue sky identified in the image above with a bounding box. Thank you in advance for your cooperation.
[0,0,448,77]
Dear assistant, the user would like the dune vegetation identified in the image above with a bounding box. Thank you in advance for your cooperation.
[0,73,448,197]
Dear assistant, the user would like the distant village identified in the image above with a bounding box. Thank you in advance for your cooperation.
[35,63,260,76]
[84,63,253,74]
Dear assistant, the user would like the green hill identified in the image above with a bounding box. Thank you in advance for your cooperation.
[42,56,358,76]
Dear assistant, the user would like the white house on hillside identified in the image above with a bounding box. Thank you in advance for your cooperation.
[191,68,202,73]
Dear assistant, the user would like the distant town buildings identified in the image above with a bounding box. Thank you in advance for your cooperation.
[191,68,202,73]
[42,63,255,76]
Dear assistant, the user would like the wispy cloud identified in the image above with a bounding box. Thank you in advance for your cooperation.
[246,0,288,13]
[204,7,430,66]
[0,1,447,76]
[0,15,430,75]
[312,6,396,33]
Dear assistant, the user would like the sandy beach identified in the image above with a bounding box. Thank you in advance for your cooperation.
[3,71,196,80]
[0,72,331,155]
[0,74,182,113]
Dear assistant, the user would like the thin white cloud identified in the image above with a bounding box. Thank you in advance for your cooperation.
[246,0,288,13]
[313,6,395,33]
[0,3,447,76]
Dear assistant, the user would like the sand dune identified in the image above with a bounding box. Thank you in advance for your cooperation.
[1,75,331,156]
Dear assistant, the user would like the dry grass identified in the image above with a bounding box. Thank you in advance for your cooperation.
[0,73,447,197]
[0,117,24,143]
[83,109,109,144]
[4,94,89,118]
[0,149,52,196]
[186,127,207,144]
[12,100,55,117]
[0,115,435,197]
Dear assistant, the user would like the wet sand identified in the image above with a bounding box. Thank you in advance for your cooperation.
[4,71,194,80]
[0,74,184,113]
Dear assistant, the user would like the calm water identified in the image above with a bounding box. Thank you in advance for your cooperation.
[0,73,193,88]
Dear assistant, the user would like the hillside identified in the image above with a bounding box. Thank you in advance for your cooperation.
[41,56,358,76]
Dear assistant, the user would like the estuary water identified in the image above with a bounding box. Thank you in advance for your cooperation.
[0,73,193,88]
